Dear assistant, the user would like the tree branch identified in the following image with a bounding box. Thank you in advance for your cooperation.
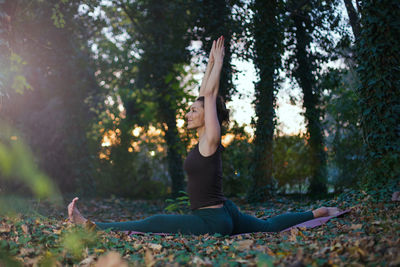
[343,0,361,40]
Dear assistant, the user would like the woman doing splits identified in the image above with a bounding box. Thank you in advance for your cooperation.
[68,36,340,236]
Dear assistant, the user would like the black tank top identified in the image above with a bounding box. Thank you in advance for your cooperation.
[183,142,227,210]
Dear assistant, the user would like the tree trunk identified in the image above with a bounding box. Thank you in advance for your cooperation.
[343,0,360,40]
[198,0,234,102]
[293,12,328,196]
[160,101,185,197]
[356,0,400,186]
[248,0,281,203]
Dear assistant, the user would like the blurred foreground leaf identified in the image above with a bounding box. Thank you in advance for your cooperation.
[0,121,62,214]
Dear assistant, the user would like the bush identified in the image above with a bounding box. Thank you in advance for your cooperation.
[272,135,313,194]
[222,123,253,197]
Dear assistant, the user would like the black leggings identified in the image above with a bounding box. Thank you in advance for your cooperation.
[94,199,314,236]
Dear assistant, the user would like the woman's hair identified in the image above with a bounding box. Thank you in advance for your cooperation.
[196,95,230,127]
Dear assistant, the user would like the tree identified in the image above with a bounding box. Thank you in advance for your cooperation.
[0,0,99,194]
[321,66,363,191]
[343,0,360,40]
[191,0,237,102]
[356,0,400,187]
[284,0,340,196]
[247,0,283,202]
[115,0,194,196]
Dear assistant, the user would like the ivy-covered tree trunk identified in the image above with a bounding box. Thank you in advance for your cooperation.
[248,0,282,202]
[159,101,186,196]
[356,0,400,186]
[292,10,328,196]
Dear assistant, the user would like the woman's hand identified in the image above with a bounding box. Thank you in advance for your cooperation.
[212,36,225,65]
[208,40,215,65]
[199,36,225,96]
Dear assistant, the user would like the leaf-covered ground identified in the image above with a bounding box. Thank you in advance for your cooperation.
[1,188,400,266]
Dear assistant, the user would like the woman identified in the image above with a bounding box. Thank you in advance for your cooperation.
[68,36,340,235]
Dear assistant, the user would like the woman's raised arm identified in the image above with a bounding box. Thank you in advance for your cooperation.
[201,36,225,151]
[199,41,215,96]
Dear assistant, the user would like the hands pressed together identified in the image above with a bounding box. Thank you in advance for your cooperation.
[209,35,225,66]
[198,35,226,96]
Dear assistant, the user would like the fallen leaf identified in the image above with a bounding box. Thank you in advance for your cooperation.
[21,224,29,234]
[350,224,362,230]
[80,255,96,267]
[53,229,62,235]
[95,251,128,267]
[289,228,299,242]
[192,256,212,266]
[148,243,162,252]
[235,259,250,264]
[144,249,156,267]
[0,224,11,233]
[235,240,253,251]
[19,247,35,256]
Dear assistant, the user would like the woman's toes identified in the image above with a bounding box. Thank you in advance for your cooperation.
[68,197,81,223]
[68,202,74,221]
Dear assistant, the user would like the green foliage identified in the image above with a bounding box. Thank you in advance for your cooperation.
[222,123,252,197]
[95,140,169,199]
[272,135,313,193]
[0,4,31,96]
[0,122,61,211]
[51,1,68,28]
[283,0,342,196]
[0,248,22,267]
[321,66,363,190]
[87,0,196,197]
[0,51,32,96]
[164,190,190,214]
[356,0,400,187]
[61,227,99,260]
[0,121,62,264]
[2,0,395,201]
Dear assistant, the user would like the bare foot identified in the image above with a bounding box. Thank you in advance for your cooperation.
[67,197,87,225]
[312,207,341,218]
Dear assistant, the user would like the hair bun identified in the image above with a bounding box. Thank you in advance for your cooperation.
[216,95,230,127]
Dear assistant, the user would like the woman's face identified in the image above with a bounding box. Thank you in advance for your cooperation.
[185,101,204,130]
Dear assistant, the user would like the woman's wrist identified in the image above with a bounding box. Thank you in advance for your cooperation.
[212,61,223,72]
[214,59,223,67]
